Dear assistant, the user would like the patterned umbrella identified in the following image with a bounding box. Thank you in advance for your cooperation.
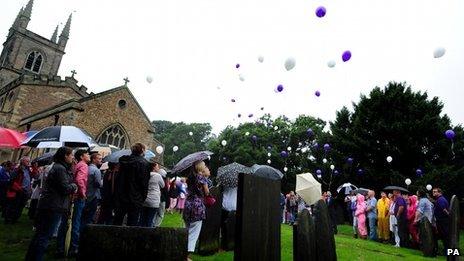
[217,162,251,188]
[172,151,213,174]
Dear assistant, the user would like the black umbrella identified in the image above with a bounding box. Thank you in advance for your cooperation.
[172,151,213,174]
[102,149,157,163]
[21,125,96,148]
[383,186,409,194]
[217,162,251,188]
[32,152,55,166]
[352,188,369,195]
[251,164,284,180]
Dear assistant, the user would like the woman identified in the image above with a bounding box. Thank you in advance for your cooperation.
[25,147,78,261]
[139,161,165,227]
[183,161,210,260]
[176,178,187,214]
[407,195,419,247]
[355,193,367,239]
[389,195,400,247]
[414,189,434,224]
[376,191,390,243]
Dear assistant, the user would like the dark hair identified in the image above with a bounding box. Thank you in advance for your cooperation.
[74,149,88,161]
[417,188,427,198]
[90,152,101,162]
[149,162,158,171]
[433,187,442,194]
[131,143,146,156]
[53,147,73,163]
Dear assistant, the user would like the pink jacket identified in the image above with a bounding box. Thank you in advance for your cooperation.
[407,195,418,221]
[355,194,367,217]
[74,161,89,199]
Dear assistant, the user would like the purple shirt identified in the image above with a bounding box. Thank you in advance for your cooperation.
[394,196,407,220]
[434,196,449,219]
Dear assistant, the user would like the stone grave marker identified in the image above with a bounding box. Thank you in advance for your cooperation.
[293,208,317,261]
[448,195,460,261]
[313,199,337,261]
[419,218,436,257]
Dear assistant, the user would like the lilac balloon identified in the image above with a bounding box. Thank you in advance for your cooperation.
[238,113,241,118]
[261,107,264,110]
[323,143,330,151]
[313,143,319,149]
[316,169,322,175]
[277,84,284,92]
[306,128,314,137]
[248,113,254,118]
[315,90,321,97]
[347,157,354,164]
[280,151,289,158]
[342,50,352,62]
[315,6,326,18]
[236,63,240,69]
[445,129,455,140]
[334,170,339,175]
[357,169,363,175]
[416,169,423,177]
[251,135,258,142]
[231,98,236,103]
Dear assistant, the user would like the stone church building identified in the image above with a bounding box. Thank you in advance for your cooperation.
[0,0,163,161]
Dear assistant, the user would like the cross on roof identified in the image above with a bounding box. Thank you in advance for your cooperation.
[123,77,130,86]
[71,70,77,78]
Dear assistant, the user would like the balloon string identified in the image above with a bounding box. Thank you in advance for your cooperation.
[451,141,455,160]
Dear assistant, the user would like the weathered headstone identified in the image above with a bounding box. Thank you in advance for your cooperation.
[235,173,281,261]
[77,225,187,261]
[293,209,317,261]
[313,199,337,261]
[448,195,460,261]
[419,218,436,257]
[198,186,223,255]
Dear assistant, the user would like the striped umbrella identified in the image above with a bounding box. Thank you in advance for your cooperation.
[21,126,96,148]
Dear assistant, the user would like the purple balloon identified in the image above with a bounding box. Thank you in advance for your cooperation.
[316,169,322,175]
[357,169,363,175]
[315,6,326,18]
[342,50,352,62]
[261,107,264,110]
[347,157,354,164]
[323,143,330,151]
[416,169,423,177]
[248,113,253,118]
[277,84,284,92]
[252,135,258,142]
[280,151,289,158]
[236,63,240,69]
[306,128,314,137]
[445,129,455,140]
[313,143,319,149]
[334,170,339,175]
[238,113,241,118]
[315,90,321,97]
[231,98,236,102]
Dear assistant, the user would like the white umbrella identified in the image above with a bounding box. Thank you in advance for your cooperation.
[296,173,321,206]
[336,183,358,195]
[22,125,96,148]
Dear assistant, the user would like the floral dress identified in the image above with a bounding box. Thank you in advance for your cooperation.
[183,174,207,223]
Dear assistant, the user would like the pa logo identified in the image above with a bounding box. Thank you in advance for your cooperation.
[447,248,461,256]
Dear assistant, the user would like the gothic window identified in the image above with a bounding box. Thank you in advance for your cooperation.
[24,51,43,73]
[97,124,129,149]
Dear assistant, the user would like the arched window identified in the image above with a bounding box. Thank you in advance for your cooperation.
[96,124,129,149]
[24,51,43,73]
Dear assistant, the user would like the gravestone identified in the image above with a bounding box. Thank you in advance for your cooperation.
[313,199,337,261]
[235,173,281,261]
[78,225,187,261]
[448,195,460,261]
[293,209,317,261]
[419,218,436,257]
[198,186,223,255]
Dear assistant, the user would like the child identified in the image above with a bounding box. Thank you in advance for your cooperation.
[176,178,187,214]
[355,194,367,239]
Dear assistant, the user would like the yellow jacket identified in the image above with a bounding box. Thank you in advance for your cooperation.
[377,197,390,218]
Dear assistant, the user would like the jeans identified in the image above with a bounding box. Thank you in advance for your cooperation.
[57,198,85,253]
[139,207,158,227]
[153,202,165,227]
[113,206,141,226]
[368,216,377,240]
[25,209,62,261]
[81,198,99,230]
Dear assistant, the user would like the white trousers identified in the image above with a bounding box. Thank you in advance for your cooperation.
[392,225,400,246]
[187,220,203,252]
[153,202,166,227]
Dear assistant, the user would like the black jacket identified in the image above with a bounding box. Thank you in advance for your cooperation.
[37,162,77,213]
[115,154,150,209]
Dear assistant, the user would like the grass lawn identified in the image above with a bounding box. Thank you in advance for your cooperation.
[1,210,462,260]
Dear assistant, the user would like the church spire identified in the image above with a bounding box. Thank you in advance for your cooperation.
[17,0,33,29]
[51,25,59,43]
[23,0,34,19]
[58,13,72,49]
[12,7,24,28]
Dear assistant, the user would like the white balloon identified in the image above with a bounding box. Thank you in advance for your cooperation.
[317,174,322,179]
[172,146,179,152]
[267,159,271,164]
[274,126,279,130]
[239,74,245,81]
[258,55,264,63]
[405,178,412,186]
[189,132,193,136]
[322,158,328,164]
[287,146,292,151]
[221,140,227,146]
[426,184,432,191]
[327,60,336,68]
[267,152,271,157]
[146,76,153,83]
[155,145,164,154]
[301,148,307,153]
[309,155,316,161]
[245,132,250,136]
[284,167,288,172]
[284,57,296,71]
[386,156,393,163]
[433,47,446,58]
[330,164,335,170]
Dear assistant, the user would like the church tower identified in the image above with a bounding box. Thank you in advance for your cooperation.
[0,0,72,88]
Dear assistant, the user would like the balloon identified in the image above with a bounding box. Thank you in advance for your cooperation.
[280,151,289,158]
[315,90,321,97]
[301,147,307,153]
[231,99,236,103]
[416,169,423,177]
[239,74,245,81]
[342,50,352,62]
[221,140,227,146]
[274,126,279,130]
[386,156,393,163]
[445,129,455,140]
[334,170,339,175]
[261,107,264,110]
[284,57,296,71]
[155,145,164,154]
[315,6,326,18]
[357,169,364,175]
[238,113,241,118]
[252,135,258,142]
[306,128,314,137]
[267,152,271,157]
[405,178,412,186]
[284,167,288,172]
[146,76,153,83]
[313,143,319,149]
[189,131,193,136]
[245,132,250,136]
[347,157,354,164]
[426,184,432,191]
[317,174,322,179]
[322,158,328,164]
[276,84,284,92]
[309,155,316,161]
[327,60,336,68]
[172,146,179,152]
[235,63,240,69]
[323,143,330,151]
[316,169,322,175]
[258,56,264,63]
[287,146,292,151]
[216,86,221,90]
[267,159,271,164]
[248,114,253,118]
[330,164,335,170]
[433,47,446,58]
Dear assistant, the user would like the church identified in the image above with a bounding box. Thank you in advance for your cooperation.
[0,0,163,161]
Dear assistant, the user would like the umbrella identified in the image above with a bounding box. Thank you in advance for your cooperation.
[383,186,409,194]
[102,149,157,163]
[251,164,284,180]
[337,183,358,195]
[296,173,321,206]
[32,152,55,166]
[217,162,251,188]
[22,130,38,139]
[21,125,96,148]
[352,188,370,195]
[0,127,26,148]
[172,151,213,174]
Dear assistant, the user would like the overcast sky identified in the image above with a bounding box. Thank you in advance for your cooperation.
[2,0,463,134]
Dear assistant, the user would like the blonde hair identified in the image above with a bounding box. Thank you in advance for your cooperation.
[194,161,207,174]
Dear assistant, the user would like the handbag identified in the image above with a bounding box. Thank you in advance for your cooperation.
[204,194,216,207]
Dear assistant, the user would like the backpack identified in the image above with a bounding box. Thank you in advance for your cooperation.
[168,179,180,199]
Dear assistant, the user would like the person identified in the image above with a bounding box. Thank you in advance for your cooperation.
[326,191,338,234]
[97,162,119,225]
[220,184,238,251]
[407,195,419,247]
[57,149,90,257]
[183,161,209,260]
[29,164,45,221]
[0,161,13,216]
[177,178,187,214]
[280,192,286,224]
[349,191,358,238]
[376,191,390,243]
[81,153,103,229]
[153,169,168,227]
[4,156,32,224]
[25,147,78,261]
[355,193,367,239]
[389,195,400,247]
[414,189,434,224]
[139,159,165,227]
[167,178,179,214]
[286,191,297,225]
[113,143,150,226]
[432,187,450,253]
[393,189,408,247]
[366,190,377,241]
[344,191,355,225]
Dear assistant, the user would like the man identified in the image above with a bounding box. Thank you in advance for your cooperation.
[57,149,89,257]
[326,191,338,234]
[0,161,13,216]
[5,157,32,224]
[376,191,390,243]
[153,169,168,227]
[366,190,377,241]
[81,153,103,228]
[393,189,408,247]
[113,143,150,226]
[432,187,450,253]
